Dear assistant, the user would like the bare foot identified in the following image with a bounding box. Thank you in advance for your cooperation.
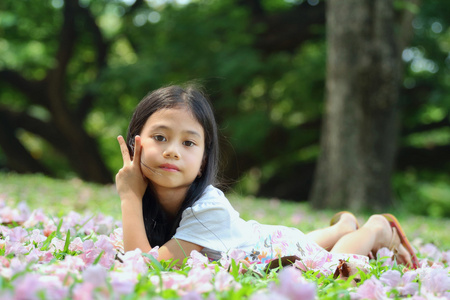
[395,242,413,268]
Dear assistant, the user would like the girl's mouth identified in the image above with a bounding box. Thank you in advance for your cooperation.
[159,164,180,172]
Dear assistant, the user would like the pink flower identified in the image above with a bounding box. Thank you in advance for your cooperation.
[94,235,116,268]
[5,241,28,256]
[293,252,331,276]
[419,243,442,262]
[151,269,214,296]
[9,227,28,242]
[214,269,241,291]
[73,265,112,299]
[17,202,30,222]
[22,209,48,228]
[186,267,214,294]
[353,276,386,299]
[187,250,209,268]
[28,229,47,244]
[380,270,418,296]
[43,222,57,237]
[72,282,96,300]
[93,215,116,235]
[110,271,137,295]
[219,249,246,270]
[109,228,124,252]
[82,265,108,287]
[182,291,203,300]
[12,273,41,300]
[147,246,160,260]
[376,247,394,267]
[9,257,27,276]
[69,237,84,252]
[63,211,82,228]
[38,275,68,300]
[267,267,316,300]
[120,249,148,274]
[60,255,86,272]
[80,240,102,266]
[12,273,67,299]
[0,201,29,223]
[419,268,450,296]
[442,250,450,264]
[50,237,66,252]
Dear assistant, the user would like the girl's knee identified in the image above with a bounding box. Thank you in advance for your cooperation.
[363,214,390,234]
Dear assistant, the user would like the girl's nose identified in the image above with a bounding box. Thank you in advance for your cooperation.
[163,144,180,159]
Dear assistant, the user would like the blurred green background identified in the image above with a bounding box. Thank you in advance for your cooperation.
[0,0,449,216]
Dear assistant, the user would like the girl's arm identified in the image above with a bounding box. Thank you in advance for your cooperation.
[116,135,151,252]
[116,136,203,261]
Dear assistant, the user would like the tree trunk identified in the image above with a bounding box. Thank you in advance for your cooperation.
[310,0,413,211]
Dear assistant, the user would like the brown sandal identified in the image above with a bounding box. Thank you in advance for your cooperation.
[382,214,419,269]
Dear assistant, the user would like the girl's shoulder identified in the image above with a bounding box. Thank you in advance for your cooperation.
[194,185,228,203]
[190,185,233,211]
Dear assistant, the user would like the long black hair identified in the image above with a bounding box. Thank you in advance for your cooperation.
[126,84,220,246]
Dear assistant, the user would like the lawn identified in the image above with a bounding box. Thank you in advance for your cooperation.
[0,172,449,299]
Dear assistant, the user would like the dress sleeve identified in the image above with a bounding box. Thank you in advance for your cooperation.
[172,187,246,253]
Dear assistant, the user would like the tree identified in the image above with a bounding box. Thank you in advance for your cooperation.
[310,0,419,211]
[0,0,325,185]
[0,0,111,183]
[1,0,448,213]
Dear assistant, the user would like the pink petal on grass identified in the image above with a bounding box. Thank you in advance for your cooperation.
[109,228,124,252]
[9,227,28,242]
[214,269,242,292]
[219,249,246,270]
[380,270,418,296]
[110,271,137,295]
[12,274,41,300]
[266,267,316,300]
[419,243,442,261]
[420,268,450,296]
[353,276,386,300]
[187,250,209,268]
[120,248,148,274]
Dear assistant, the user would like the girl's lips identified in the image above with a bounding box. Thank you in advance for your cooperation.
[159,164,180,172]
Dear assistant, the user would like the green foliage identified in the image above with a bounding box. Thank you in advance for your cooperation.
[394,172,450,218]
[0,0,449,216]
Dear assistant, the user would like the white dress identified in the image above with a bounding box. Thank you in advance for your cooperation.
[173,185,368,274]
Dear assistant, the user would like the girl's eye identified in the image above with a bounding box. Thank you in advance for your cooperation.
[183,141,195,147]
[153,135,166,142]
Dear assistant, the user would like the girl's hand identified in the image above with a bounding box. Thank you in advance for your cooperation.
[115,135,148,202]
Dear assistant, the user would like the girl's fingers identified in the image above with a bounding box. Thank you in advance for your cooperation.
[133,135,142,166]
[117,135,131,165]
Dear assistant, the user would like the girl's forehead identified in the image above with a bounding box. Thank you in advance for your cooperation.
[149,106,196,121]
[143,107,204,134]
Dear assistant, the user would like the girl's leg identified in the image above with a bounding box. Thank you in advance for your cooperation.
[306,212,358,250]
[330,214,412,266]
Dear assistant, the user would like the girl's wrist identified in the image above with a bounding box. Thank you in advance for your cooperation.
[119,193,143,206]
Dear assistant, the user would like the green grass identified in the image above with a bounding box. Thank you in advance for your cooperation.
[1,172,449,250]
[0,172,120,219]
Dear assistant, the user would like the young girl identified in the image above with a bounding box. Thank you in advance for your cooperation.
[116,84,419,273]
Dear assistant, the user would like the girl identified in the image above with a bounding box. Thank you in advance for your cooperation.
[116,84,419,273]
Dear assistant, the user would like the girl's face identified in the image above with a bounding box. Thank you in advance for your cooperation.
[139,107,205,194]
